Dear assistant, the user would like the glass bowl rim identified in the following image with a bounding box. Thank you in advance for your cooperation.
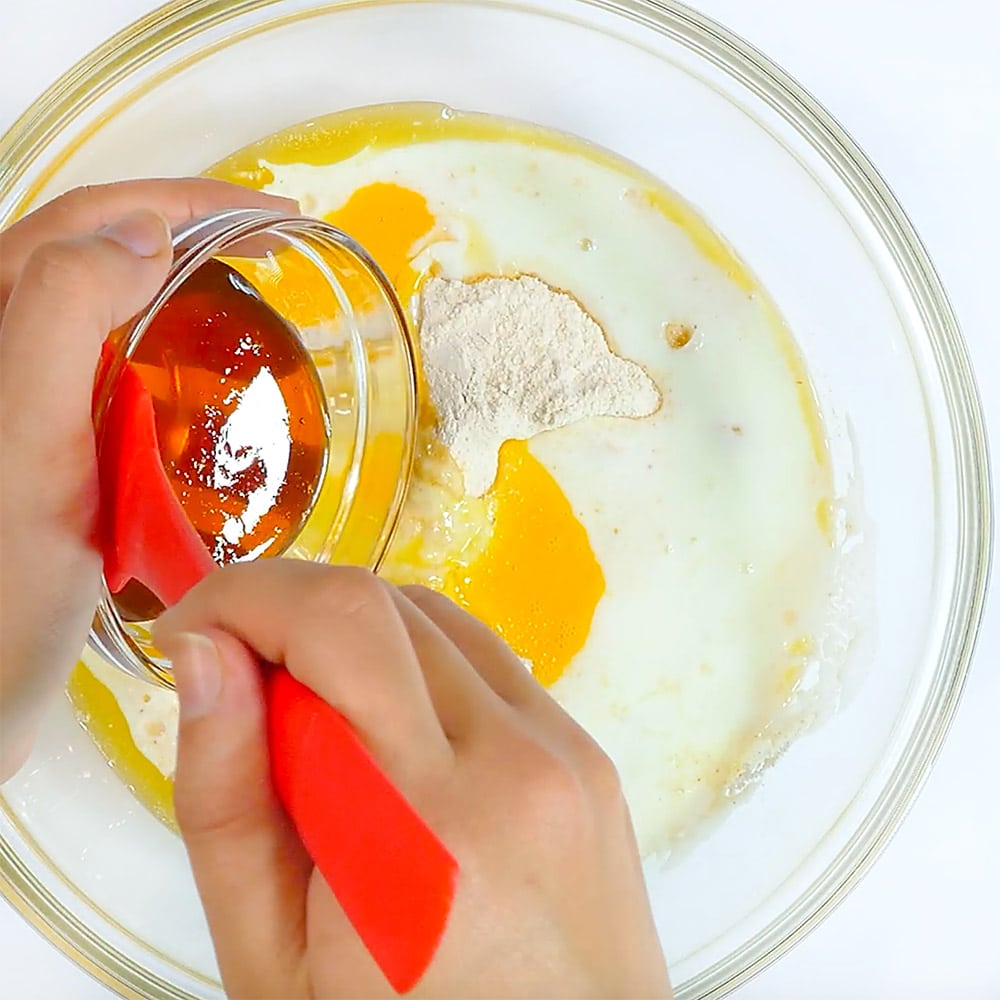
[0,1,992,998]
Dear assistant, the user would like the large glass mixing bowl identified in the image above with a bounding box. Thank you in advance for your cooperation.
[0,2,990,998]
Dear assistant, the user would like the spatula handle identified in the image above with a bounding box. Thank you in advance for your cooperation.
[266,669,457,992]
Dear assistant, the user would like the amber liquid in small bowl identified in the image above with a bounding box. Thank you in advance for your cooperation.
[113,258,329,622]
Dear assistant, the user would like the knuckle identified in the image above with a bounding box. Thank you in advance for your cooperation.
[507,730,623,840]
[400,583,436,602]
[173,745,276,845]
[519,744,587,829]
[400,584,448,612]
[23,238,96,295]
[310,565,394,621]
[573,732,623,804]
[173,779,262,844]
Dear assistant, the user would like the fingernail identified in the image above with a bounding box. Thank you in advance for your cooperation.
[100,210,171,258]
[170,632,223,719]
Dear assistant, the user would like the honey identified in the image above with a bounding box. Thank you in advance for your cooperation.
[129,259,329,573]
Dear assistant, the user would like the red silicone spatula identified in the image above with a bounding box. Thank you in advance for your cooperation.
[96,358,457,994]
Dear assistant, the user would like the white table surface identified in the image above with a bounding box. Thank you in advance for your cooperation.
[2,1,998,997]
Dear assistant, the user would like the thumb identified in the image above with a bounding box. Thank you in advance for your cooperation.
[0,211,174,777]
[164,630,311,998]
[0,209,173,455]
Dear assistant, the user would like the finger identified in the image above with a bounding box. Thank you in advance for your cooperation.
[401,591,623,823]
[400,587,593,760]
[0,212,175,769]
[385,588,504,744]
[154,562,453,784]
[0,178,297,304]
[304,879,402,998]
[164,629,311,999]
[401,586,546,710]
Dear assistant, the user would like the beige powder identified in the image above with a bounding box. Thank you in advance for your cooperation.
[418,275,661,495]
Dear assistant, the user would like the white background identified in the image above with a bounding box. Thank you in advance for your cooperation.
[1,1,998,998]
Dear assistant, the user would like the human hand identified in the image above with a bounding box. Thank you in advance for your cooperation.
[0,179,297,780]
[155,561,672,999]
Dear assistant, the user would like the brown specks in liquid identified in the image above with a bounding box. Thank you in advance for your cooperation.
[663,322,695,350]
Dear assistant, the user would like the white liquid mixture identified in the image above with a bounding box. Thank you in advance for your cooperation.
[82,108,853,857]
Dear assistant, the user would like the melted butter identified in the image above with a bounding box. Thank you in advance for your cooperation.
[816,497,836,543]
[758,296,830,474]
[382,425,495,588]
[67,663,176,828]
[205,102,757,292]
[331,431,410,567]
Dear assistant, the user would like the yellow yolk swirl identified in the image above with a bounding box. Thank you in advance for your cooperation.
[325,181,436,304]
[445,441,605,686]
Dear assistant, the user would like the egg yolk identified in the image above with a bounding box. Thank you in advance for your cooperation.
[230,181,435,331]
[445,441,605,687]
[324,182,436,304]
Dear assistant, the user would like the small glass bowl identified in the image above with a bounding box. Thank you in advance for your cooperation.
[88,208,418,687]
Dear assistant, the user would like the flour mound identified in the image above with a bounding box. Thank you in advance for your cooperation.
[418,275,661,496]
